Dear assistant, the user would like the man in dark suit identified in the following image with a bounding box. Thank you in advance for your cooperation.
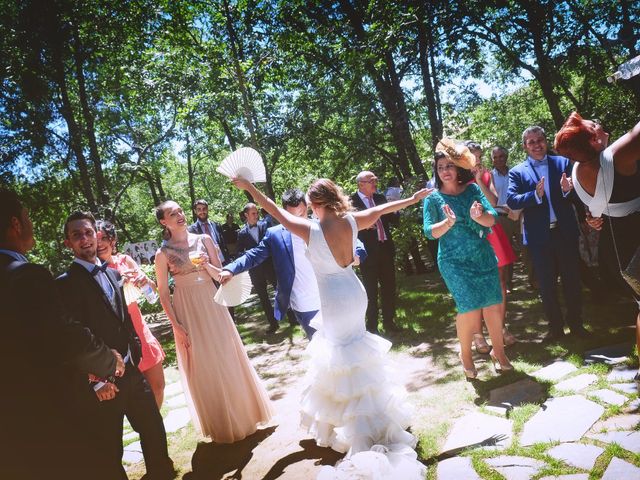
[0,190,123,480]
[220,189,368,338]
[188,199,231,265]
[507,126,587,340]
[351,171,401,334]
[57,211,174,479]
[236,202,278,333]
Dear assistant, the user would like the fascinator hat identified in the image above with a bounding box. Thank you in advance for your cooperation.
[435,138,477,170]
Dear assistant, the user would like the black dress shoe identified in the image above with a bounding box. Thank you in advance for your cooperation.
[544,329,566,342]
[266,324,278,334]
[383,322,401,332]
[569,326,591,337]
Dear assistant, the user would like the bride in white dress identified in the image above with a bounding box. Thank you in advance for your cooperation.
[230,177,431,479]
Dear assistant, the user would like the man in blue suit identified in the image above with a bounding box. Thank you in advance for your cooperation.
[507,125,587,340]
[219,189,366,338]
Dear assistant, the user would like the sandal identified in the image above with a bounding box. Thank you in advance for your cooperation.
[490,351,514,373]
[473,333,491,354]
[503,327,517,347]
[459,353,477,380]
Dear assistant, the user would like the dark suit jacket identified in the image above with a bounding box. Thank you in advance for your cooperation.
[236,221,274,282]
[188,220,231,264]
[350,192,398,261]
[1,253,115,477]
[506,154,579,247]
[57,262,142,372]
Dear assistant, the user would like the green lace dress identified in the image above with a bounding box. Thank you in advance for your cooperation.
[423,183,502,313]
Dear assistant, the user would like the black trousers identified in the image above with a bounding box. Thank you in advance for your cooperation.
[249,271,277,327]
[90,364,173,479]
[529,228,582,334]
[360,240,397,332]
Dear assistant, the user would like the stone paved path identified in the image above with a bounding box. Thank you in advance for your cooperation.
[437,348,640,479]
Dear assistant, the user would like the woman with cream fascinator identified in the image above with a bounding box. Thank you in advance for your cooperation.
[423,139,513,379]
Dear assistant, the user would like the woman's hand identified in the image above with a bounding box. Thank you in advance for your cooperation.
[232,177,253,191]
[442,204,456,227]
[586,211,603,231]
[412,188,434,202]
[473,165,486,182]
[131,271,148,288]
[470,200,484,219]
[173,323,191,349]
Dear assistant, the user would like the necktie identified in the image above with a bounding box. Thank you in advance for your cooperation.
[366,196,386,242]
[202,221,213,238]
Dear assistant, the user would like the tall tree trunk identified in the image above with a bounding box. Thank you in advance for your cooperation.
[71,23,109,209]
[50,38,97,212]
[221,0,274,199]
[416,4,442,154]
[186,133,196,212]
[338,0,420,178]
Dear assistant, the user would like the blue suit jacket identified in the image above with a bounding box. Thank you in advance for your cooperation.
[506,154,579,247]
[225,224,367,321]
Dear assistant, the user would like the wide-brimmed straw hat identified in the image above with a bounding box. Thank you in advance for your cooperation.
[436,138,477,170]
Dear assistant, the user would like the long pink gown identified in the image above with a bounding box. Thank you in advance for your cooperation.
[161,234,274,442]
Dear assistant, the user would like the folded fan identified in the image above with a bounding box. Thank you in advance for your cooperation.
[214,271,253,307]
[216,147,266,183]
[123,282,142,305]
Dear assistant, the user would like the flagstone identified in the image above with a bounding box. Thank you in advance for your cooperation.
[591,414,640,433]
[164,381,183,397]
[123,431,139,442]
[484,455,546,480]
[488,378,546,410]
[122,441,144,464]
[623,398,640,413]
[601,457,640,480]
[166,393,187,408]
[610,382,637,394]
[520,395,604,446]
[606,366,638,383]
[163,407,191,432]
[589,389,628,406]
[546,443,603,470]
[588,430,640,453]
[539,475,588,480]
[532,361,577,382]
[437,457,480,480]
[442,411,512,452]
[554,374,597,393]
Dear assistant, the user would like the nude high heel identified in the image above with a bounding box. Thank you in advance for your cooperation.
[490,352,514,373]
[473,333,491,354]
[459,353,477,380]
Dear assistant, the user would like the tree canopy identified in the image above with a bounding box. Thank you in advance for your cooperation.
[2,0,639,271]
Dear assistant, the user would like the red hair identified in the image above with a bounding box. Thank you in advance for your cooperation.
[554,112,597,163]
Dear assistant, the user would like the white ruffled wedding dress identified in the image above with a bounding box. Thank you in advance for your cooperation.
[300,214,426,479]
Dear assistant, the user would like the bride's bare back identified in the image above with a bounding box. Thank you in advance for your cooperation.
[319,215,354,268]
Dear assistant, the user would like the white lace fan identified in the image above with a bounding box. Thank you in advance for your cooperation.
[214,271,253,307]
[216,147,266,183]
[123,282,142,305]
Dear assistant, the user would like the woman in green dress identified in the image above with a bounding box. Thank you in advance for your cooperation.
[423,139,513,379]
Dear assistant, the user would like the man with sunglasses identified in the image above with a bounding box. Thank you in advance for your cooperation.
[351,171,401,334]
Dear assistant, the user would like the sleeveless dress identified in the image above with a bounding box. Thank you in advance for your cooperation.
[474,171,516,267]
[107,254,165,372]
[301,215,426,480]
[161,234,274,442]
[423,183,502,313]
[573,148,640,301]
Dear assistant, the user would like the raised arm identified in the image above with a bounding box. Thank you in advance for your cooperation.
[232,178,312,243]
[353,188,433,231]
[611,119,640,175]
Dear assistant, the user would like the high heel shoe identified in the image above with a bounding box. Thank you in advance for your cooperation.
[503,327,517,347]
[473,333,491,354]
[459,353,477,380]
[490,352,514,373]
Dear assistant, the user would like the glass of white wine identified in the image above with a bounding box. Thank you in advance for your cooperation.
[189,251,205,281]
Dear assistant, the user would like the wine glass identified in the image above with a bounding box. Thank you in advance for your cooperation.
[189,251,204,281]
